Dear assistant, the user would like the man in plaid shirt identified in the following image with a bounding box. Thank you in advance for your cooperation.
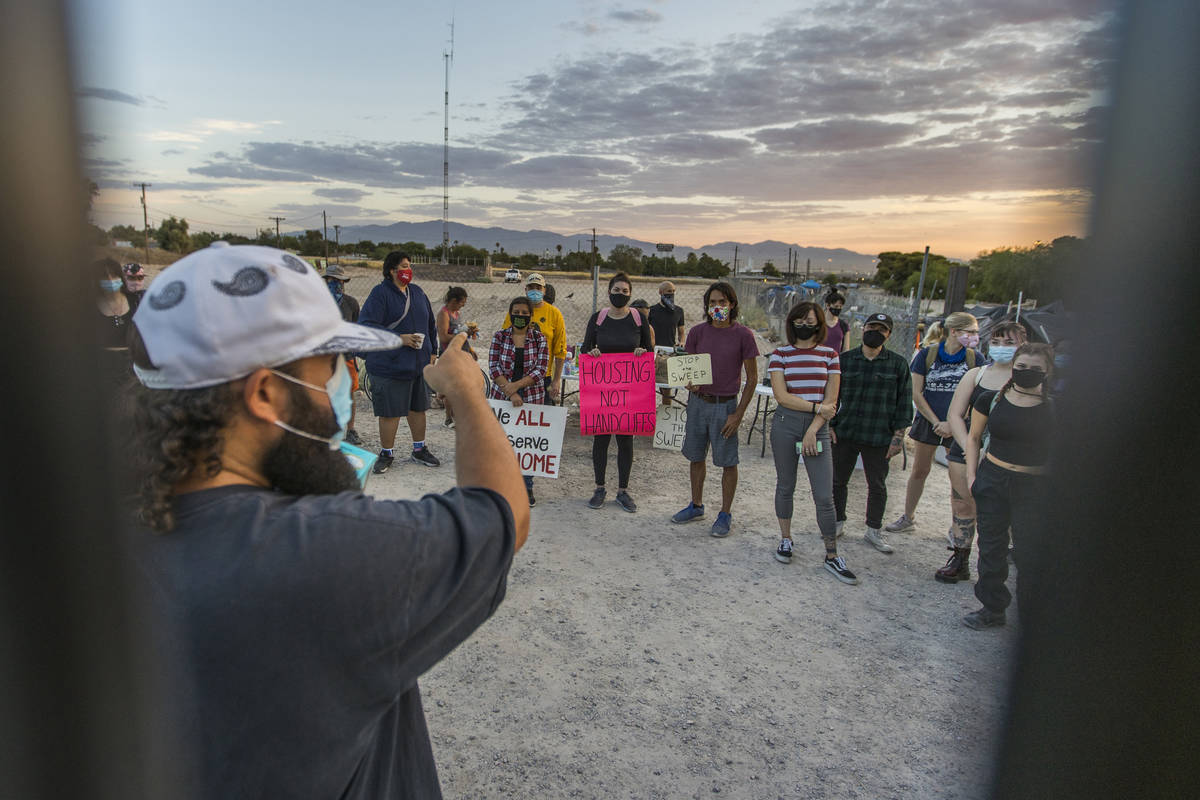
[831,313,913,553]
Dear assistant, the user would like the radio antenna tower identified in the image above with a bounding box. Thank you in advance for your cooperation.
[441,18,454,265]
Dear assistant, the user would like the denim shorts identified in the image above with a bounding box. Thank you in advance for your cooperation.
[681,393,740,467]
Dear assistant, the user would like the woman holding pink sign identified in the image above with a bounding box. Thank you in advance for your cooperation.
[488,296,550,508]
[582,272,653,512]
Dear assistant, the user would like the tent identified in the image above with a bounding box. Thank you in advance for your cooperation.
[800,279,822,289]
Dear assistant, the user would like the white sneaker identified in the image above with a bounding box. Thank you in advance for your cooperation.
[885,513,915,533]
[864,526,895,554]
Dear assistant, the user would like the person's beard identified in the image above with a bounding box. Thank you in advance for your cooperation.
[261,384,359,496]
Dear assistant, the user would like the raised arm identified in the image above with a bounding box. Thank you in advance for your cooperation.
[425,333,530,551]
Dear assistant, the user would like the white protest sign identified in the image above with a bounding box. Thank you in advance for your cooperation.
[653,404,687,451]
[667,353,712,387]
[488,400,567,478]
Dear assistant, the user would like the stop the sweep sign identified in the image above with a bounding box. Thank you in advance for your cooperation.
[488,400,568,478]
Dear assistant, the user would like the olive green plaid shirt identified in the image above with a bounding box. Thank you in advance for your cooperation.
[832,347,914,447]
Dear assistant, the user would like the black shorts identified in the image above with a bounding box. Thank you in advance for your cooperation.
[946,441,967,464]
[908,415,953,448]
[369,374,430,417]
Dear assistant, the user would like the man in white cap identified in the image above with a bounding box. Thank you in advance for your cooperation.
[502,271,566,403]
[124,243,529,799]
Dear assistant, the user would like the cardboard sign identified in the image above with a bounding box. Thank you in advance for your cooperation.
[653,404,687,451]
[578,352,657,436]
[667,353,712,387]
[488,400,567,478]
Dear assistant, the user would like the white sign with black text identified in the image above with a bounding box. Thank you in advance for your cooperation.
[488,400,567,478]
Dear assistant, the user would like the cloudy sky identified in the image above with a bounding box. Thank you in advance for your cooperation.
[75,0,1118,259]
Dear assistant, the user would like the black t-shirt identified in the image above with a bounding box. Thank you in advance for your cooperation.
[582,309,653,354]
[975,389,1055,466]
[648,302,685,348]
[131,485,515,799]
[512,346,525,382]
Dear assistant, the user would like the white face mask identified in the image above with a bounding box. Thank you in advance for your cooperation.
[988,344,1017,363]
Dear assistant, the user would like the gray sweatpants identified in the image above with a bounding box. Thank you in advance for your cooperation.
[770,406,837,545]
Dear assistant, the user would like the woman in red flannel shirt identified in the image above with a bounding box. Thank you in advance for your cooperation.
[489,296,550,507]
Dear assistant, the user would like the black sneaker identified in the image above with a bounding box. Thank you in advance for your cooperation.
[527,486,536,507]
[372,452,395,475]
[615,490,637,513]
[344,428,362,446]
[962,607,1006,630]
[824,555,859,585]
[775,537,793,564]
[587,487,606,509]
[411,447,441,467]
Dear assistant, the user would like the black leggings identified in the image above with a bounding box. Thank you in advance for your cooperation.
[592,434,633,488]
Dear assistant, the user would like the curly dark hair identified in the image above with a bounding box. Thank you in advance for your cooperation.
[127,329,241,532]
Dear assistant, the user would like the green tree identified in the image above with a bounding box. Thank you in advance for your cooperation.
[109,224,146,248]
[873,251,954,295]
[155,216,191,253]
[607,243,644,275]
[762,261,781,277]
[969,236,1080,304]
[694,252,730,279]
[822,272,838,286]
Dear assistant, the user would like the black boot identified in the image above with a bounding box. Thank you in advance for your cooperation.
[935,546,972,583]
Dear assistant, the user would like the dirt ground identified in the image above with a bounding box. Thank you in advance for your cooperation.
[337,269,1017,800]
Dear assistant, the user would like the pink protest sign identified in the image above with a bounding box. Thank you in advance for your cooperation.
[578,352,657,436]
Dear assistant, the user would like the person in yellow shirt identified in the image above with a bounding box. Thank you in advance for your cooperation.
[502,272,567,404]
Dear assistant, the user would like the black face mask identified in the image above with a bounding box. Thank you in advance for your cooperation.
[1011,367,1046,389]
[793,322,819,340]
[829,306,843,317]
[862,329,887,349]
[511,315,530,329]
[610,293,630,308]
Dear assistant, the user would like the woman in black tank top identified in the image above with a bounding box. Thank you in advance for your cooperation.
[936,321,1028,583]
[960,343,1057,631]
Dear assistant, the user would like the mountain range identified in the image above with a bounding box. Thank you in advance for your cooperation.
[320,220,878,275]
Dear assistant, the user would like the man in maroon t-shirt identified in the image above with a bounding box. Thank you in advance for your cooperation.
[671,281,760,537]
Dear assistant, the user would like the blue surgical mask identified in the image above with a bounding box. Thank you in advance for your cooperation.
[526,289,544,304]
[338,441,378,489]
[988,344,1017,363]
[99,279,123,292]
[270,355,352,449]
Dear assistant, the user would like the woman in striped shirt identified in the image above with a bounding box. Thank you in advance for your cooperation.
[768,301,856,585]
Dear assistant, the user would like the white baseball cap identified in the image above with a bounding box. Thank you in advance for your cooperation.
[132,242,402,389]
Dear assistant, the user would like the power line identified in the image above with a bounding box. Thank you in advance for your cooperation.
[268,217,286,246]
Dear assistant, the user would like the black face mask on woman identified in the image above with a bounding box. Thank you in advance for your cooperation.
[609,293,630,308]
[1011,367,1046,389]
[862,329,886,349]
[793,322,819,340]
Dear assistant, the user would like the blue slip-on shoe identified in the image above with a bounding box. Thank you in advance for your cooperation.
[671,503,705,524]
[710,511,732,538]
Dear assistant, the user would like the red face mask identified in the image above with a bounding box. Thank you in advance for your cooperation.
[395,267,413,286]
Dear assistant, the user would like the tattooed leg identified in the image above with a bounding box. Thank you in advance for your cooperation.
[953,515,977,549]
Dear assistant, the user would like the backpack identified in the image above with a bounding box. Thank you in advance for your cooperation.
[597,307,641,326]
[926,344,975,371]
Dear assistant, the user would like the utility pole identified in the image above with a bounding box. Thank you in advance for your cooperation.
[733,245,738,276]
[787,247,792,281]
[805,258,811,282]
[911,245,931,323]
[133,182,151,263]
[591,228,599,315]
[269,217,285,246]
[441,18,454,265]
[322,210,329,266]
[333,225,341,264]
